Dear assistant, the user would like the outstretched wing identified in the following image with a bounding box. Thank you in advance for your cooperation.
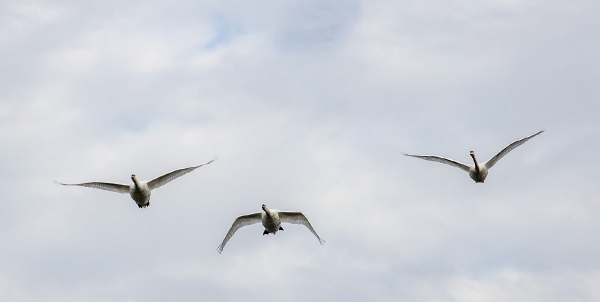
[278,211,325,245]
[147,157,217,190]
[55,181,130,194]
[484,130,544,169]
[402,152,471,172]
[217,212,262,253]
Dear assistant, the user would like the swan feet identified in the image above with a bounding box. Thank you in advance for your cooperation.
[138,202,150,208]
[263,227,283,235]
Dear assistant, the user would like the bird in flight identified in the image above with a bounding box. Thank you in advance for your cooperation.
[217,204,325,253]
[403,130,544,183]
[56,158,216,208]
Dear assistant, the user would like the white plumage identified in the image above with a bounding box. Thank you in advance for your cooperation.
[403,130,544,183]
[56,158,216,208]
[217,204,325,253]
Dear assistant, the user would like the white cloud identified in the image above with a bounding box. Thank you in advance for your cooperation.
[445,269,600,302]
[0,0,599,301]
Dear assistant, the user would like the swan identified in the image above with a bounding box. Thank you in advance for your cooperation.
[403,130,544,183]
[56,158,216,208]
[217,204,325,253]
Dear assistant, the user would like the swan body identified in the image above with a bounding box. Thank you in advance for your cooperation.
[217,204,325,253]
[56,158,216,208]
[403,130,544,183]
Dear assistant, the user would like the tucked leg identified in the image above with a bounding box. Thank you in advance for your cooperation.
[279,227,284,231]
[263,230,269,235]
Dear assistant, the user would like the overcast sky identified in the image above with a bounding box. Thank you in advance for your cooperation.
[1,0,599,301]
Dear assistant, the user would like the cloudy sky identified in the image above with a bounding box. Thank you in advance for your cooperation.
[1,0,599,301]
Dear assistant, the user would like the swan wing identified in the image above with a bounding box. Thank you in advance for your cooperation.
[278,211,325,245]
[217,212,262,253]
[402,152,471,172]
[55,181,130,194]
[484,130,544,169]
[147,157,217,191]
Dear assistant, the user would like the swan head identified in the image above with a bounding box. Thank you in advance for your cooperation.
[262,204,269,212]
[470,151,478,160]
[131,174,140,185]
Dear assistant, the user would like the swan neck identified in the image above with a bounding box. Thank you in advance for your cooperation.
[262,206,271,216]
[470,153,480,172]
[132,178,140,188]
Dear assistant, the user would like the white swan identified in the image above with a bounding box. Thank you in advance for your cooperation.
[217,204,325,253]
[403,130,544,183]
[56,158,216,208]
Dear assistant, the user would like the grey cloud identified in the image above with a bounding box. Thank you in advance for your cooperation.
[0,0,599,301]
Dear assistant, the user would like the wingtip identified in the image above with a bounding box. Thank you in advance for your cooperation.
[531,129,545,138]
[206,156,219,165]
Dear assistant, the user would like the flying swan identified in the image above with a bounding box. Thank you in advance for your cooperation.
[217,204,325,253]
[56,158,216,208]
[403,130,544,183]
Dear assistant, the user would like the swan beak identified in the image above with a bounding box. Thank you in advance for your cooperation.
[131,174,136,180]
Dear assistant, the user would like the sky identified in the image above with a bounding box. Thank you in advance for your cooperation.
[1,0,599,301]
